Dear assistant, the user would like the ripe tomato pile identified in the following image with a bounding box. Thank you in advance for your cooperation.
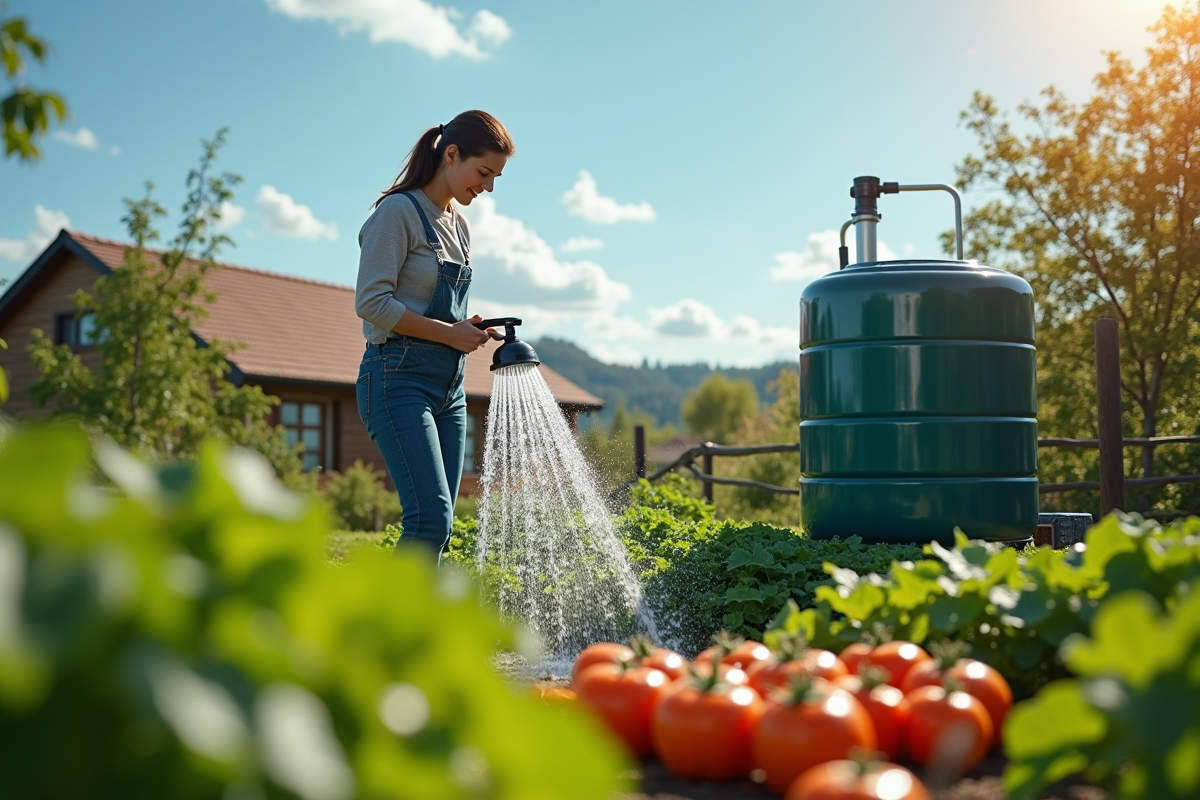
[564,635,1013,798]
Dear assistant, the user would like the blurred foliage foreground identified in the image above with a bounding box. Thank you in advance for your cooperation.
[0,425,629,800]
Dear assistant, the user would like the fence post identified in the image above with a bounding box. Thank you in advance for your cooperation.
[702,444,714,503]
[1095,318,1125,516]
[634,424,646,479]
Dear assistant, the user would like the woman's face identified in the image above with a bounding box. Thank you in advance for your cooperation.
[444,147,508,206]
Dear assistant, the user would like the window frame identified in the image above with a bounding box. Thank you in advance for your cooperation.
[279,398,331,473]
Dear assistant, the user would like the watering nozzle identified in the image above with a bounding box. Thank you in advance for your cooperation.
[475,317,541,372]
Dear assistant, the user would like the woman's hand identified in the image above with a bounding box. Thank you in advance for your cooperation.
[445,315,490,353]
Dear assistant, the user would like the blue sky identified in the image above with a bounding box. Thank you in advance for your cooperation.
[0,0,1172,366]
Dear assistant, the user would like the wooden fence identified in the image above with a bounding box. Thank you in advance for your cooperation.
[633,319,1200,514]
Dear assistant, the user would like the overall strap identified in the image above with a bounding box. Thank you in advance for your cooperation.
[400,192,445,265]
[451,207,470,264]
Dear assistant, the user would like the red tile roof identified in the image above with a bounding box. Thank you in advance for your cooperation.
[68,232,603,409]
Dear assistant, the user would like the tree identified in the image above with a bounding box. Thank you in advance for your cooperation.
[953,3,1200,513]
[1,13,67,162]
[27,129,301,481]
[682,374,758,444]
[719,369,800,526]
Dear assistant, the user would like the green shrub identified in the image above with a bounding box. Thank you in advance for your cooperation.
[771,514,1200,701]
[322,458,402,531]
[616,479,923,654]
[0,425,630,799]
[1005,578,1200,800]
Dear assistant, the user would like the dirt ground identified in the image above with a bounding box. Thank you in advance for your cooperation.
[623,751,1107,800]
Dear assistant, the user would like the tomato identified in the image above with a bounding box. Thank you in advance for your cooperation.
[833,675,911,760]
[531,681,577,704]
[861,641,931,688]
[905,685,992,775]
[574,662,670,758]
[751,683,876,794]
[640,648,688,681]
[785,759,930,800]
[838,642,873,676]
[690,659,750,686]
[697,635,772,669]
[652,676,766,781]
[571,642,634,686]
[748,649,849,696]
[900,659,1011,749]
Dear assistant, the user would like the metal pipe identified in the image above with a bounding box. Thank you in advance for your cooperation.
[838,219,854,268]
[896,184,964,260]
[854,213,880,264]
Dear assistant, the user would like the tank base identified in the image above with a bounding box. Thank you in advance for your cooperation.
[800,476,1039,546]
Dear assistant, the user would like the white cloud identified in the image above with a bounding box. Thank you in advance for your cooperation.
[768,229,900,285]
[459,196,631,314]
[559,235,603,253]
[53,127,99,150]
[264,0,510,60]
[649,298,794,349]
[216,201,247,230]
[257,185,338,241]
[561,171,655,224]
[0,205,71,262]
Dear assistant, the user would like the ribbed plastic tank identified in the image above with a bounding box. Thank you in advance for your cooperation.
[799,259,1038,545]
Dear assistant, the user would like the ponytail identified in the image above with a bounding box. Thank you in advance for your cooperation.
[375,110,514,208]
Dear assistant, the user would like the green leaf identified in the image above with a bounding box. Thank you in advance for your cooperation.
[725,584,766,604]
[1064,592,1180,690]
[1082,515,1140,578]
[1003,681,1108,800]
[0,366,7,404]
[726,544,775,570]
[927,593,986,635]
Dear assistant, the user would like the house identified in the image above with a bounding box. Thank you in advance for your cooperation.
[0,230,604,493]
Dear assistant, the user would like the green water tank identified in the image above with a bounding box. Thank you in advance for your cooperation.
[799,259,1038,545]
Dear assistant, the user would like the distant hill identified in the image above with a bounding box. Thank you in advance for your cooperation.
[531,337,797,428]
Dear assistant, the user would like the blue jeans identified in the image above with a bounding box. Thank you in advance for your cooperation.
[356,337,467,561]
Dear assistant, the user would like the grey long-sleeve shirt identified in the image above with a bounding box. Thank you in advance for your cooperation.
[354,189,470,344]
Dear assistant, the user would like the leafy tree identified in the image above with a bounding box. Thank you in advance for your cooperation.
[578,402,678,496]
[27,129,301,481]
[719,369,800,526]
[953,3,1200,513]
[682,373,758,444]
[1,13,67,162]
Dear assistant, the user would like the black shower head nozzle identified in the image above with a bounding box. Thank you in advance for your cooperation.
[475,316,541,372]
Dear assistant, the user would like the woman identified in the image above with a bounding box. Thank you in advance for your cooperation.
[354,110,514,560]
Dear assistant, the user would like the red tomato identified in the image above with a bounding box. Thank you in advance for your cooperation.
[641,647,688,681]
[833,675,911,760]
[838,642,873,676]
[697,638,772,669]
[571,642,634,686]
[574,663,671,758]
[749,650,849,696]
[785,759,930,800]
[861,641,931,688]
[905,686,992,775]
[690,658,751,686]
[652,678,766,781]
[751,685,877,794]
[900,659,1012,749]
[947,660,1011,748]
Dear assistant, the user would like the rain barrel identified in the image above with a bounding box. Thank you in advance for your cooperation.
[799,259,1038,545]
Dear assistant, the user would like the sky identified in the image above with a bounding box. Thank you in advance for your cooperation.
[0,0,1175,367]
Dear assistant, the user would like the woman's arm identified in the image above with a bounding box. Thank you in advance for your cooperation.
[392,311,490,353]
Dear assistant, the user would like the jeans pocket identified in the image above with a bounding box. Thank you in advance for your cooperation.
[356,371,371,425]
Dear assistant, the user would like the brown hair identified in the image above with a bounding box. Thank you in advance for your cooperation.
[375,110,514,208]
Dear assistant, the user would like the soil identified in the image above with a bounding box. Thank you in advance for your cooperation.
[622,751,1107,800]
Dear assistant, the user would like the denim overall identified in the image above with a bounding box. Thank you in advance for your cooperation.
[356,192,472,560]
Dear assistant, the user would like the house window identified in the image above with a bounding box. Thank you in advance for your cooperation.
[55,311,107,346]
[281,400,326,472]
[464,410,478,474]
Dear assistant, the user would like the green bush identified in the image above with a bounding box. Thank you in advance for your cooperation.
[322,459,402,532]
[618,478,924,655]
[771,515,1200,701]
[1004,580,1200,800]
[0,425,630,800]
